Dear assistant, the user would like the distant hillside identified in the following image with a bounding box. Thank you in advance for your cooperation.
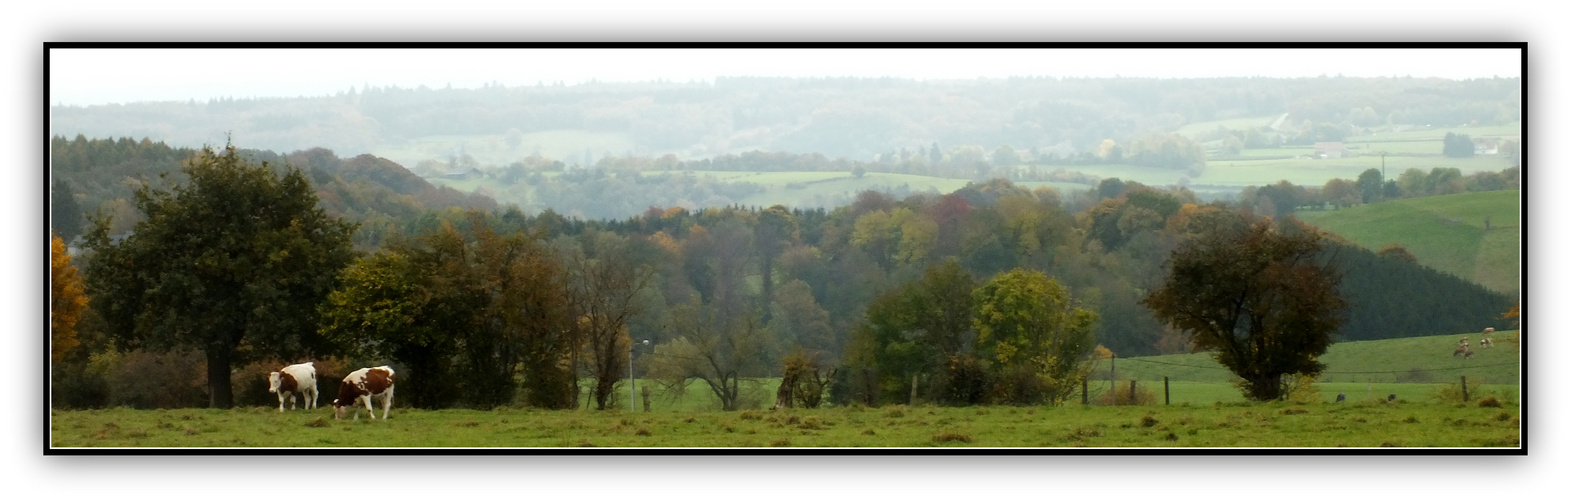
[1296,190,1520,296]
[1104,332,1520,384]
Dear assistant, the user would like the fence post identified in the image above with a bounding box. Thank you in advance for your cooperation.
[1164,376,1170,405]
[1110,354,1116,404]
[1461,375,1469,402]
[1129,380,1137,405]
[1081,379,1088,405]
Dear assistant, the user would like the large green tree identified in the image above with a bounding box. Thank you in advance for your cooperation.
[846,258,978,405]
[1141,212,1346,401]
[972,269,1098,406]
[84,143,356,408]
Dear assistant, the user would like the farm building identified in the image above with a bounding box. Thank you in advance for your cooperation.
[1313,142,1354,159]
[1473,137,1500,155]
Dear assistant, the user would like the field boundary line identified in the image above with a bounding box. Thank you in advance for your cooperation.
[1118,357,1517,374]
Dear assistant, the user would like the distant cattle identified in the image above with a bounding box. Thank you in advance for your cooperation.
[333,366,396,420]
[1453,345,1470,357]
[268,362,318,412]
[1481,327,1495,348]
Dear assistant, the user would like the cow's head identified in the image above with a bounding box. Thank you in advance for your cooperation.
[332,399,348,420]
[268,371,282,394]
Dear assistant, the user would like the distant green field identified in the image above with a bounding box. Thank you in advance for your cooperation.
[1296,190,1521,294]
[1343,124,1520,143]
[1106,332,1520,387]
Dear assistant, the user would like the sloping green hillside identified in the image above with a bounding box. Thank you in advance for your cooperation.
[1296,190,1520,295]
[1104,332,1520,385]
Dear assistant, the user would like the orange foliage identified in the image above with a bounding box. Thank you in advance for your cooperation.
[50,234,87,362]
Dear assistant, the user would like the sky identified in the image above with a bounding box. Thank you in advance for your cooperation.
[48,47,1523,107]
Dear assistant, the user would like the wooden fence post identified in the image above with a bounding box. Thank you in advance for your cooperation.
[1081,379,1088,405]
[1130,380,1137,405]
[1110,354,1116,404]
[1461,375,1469,402]
[1164,376,1170,405]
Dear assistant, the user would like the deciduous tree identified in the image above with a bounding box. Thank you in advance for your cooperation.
[51,234,87,362]
[972,269,1098,405]
[1142,212,1347,401]
[84,143,356,408]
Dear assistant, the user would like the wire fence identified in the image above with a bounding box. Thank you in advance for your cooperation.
[1114,356,1519,375]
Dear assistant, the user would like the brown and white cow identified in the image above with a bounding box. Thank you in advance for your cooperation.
[332,366,395,420]
[268,362,318,412]
[1481,327,1496,348]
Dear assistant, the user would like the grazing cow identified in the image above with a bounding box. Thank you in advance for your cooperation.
[1453,345,1469,357]
[1481,327,1495,348]
[1463,348,1475,359]
[332,366,396,420]
[268,362,318,412]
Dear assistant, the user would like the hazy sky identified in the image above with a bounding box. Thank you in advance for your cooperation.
[48,47,1522,107]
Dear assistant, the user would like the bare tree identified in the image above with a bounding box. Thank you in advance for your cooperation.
[647,298,769,411]
[565,231,655,410]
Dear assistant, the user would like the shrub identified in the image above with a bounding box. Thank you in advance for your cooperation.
[100,349,208,409]
[1430,378,1494,404]
[1094,381,1157,405]
[1478,396,1502,408]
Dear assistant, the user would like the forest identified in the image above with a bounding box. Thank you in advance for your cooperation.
[49,135,1517,411]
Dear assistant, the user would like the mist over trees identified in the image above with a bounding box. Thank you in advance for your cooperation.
[51,75,1520,166]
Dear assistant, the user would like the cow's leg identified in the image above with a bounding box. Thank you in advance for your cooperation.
[363,395,376,420]
[278,394,286,412]
[381,390,393,419]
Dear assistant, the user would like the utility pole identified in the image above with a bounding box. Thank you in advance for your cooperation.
[629,339,648,411]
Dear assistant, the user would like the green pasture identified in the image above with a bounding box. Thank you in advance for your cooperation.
[49,332,1521,448]
[1343,124,1520,143]
[49,397,1519,448]
[1104,332,1519,384]
[1296,190,1521,294]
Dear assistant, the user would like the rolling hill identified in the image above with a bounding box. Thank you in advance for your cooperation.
[1296,190,1520,296]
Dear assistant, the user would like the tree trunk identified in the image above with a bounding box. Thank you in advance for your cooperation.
[206,344,233,409]
[1246,374,1283,401]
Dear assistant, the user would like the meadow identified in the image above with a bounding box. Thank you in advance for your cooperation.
[49,398,1520,449]
[49,332,1521,449]
[1296,190,1521,294]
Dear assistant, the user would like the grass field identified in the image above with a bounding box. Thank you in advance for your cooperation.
[1296,190,1521,294]
[49,330,1522,448]
[49,398,1519,448]
[1105,332,1520,385]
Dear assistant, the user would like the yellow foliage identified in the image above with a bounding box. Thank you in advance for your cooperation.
[1092,345,1115,360]
[51,234,88,362]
